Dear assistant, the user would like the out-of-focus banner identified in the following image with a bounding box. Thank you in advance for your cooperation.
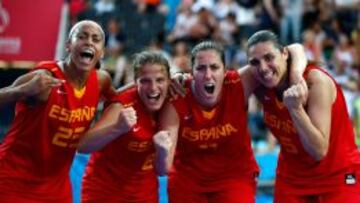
[0,0,63,63]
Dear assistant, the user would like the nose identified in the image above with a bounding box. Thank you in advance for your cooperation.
[259,59,268,72]
[149,80,157,91]
[204,67,212,79]
[84,36,94,45]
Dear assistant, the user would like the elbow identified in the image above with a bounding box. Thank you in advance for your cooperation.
[290,43,305,52]
[313,144,329,161]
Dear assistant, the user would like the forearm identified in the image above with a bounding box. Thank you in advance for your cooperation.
[289,107,329,160]
[154,135,177,176]
[238,65,258,100]
[288,43,307,84]
[0,85,25,108]
[77,126,124,153]
[154,149,170,176]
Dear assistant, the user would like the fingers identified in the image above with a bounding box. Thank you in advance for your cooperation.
[170,73,186,98]
[284,83,307,98]
[283,82,308,109]
[172,73,184,85]
[48,78,65,87]
[36,73,64,88]
[153,131,172,149]
[169,81,185,98]
[119,107,137,129]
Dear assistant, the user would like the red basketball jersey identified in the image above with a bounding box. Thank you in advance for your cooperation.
[82,87,159,202]
[0,61,100,202]
[169,70,259,192]
[263,64,360,194]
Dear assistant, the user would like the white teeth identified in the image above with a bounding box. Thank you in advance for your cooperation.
[262,71,273,80]
[82,48,93,54]
[205,83,214,88]
[148,93,160,99]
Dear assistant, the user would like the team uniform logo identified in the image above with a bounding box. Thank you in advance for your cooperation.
[345,173,356,185]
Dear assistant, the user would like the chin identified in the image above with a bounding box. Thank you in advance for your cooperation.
[202,98,217,107]
[146,104,161,112]
[261,79,276,88]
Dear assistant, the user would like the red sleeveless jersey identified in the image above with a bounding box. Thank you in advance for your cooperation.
[263,64,360,194]
[169,70,259,192]
[82,87,159,202]
[0,61,100,202]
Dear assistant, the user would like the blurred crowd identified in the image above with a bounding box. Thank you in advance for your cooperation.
[68,0,360,151]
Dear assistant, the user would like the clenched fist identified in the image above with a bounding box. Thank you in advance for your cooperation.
[283,81,308,110]
[117,107,137,133]
[153,131,173,155]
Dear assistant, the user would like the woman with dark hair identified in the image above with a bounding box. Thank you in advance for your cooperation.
[158,40,307,202]
[247,30,360,202]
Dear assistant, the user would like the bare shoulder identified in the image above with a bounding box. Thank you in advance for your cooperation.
[96,69,114,93]
[306,69,336,101]
[96,69,112,84]
[105,101,123,113]
[306,69,335,89]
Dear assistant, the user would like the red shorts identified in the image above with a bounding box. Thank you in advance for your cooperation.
[168,174,257,203]
[0,193,72,203]
[82,186,158,203]
[274,180,360,203]
[82,179,158,203]
[82,197,157,203]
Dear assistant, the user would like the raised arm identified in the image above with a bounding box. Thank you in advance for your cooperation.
[154,102,180,176]
[77,103,137,153]
[0,70,63,108]
[283,69,335,161]
[287,43,308,85]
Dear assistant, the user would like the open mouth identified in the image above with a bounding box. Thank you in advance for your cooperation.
[261,70,274,81]
[147,92,161,101]
[79,50,94,63]
[204,83,215,94]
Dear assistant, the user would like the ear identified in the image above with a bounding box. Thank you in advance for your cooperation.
[100,49,105,59]
[65,41,71,53]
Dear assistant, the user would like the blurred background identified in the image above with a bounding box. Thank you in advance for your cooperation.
[0,0,359,202]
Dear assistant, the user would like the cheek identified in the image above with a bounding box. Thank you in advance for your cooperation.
[137,85,147,96]
[253,69,263,81]
[193,70,204,78]
[160,83,169,93]
[215,73,225,83]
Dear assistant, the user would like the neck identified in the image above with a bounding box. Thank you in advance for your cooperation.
[63,61,90,89]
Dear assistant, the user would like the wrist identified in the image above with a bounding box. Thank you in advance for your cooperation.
[155,146,169,158]
[289,105,305,116]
